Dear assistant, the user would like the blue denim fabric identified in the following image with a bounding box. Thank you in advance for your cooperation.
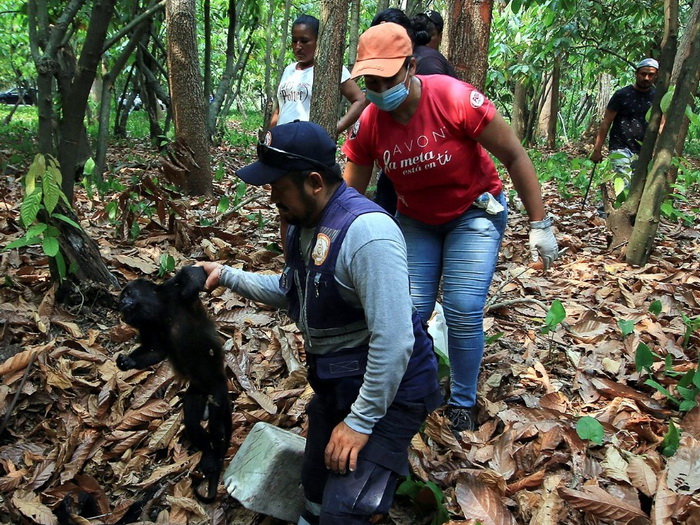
[397,192,508,408]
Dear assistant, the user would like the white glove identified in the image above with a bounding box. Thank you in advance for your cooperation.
[529,218,559,270]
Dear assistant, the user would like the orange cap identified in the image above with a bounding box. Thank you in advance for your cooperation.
[351,23,413,78]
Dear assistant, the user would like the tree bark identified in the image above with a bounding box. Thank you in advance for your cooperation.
[166,0,212,196]
[546,56,561,150]
[607,0,678,248]
[348,0,360,67]
[55,0,115,203]
[512,78,527,141]
[626,10,700,266]
[446,0,493,91]
[310,0,350,139]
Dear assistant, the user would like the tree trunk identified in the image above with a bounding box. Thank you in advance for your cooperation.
[95,20,150,179]
[166,0,212,196]
[348,0,360,67]
[310,0,350,139]
[262,0,276,133]
[446,0,493,91]
[546,56,560,150]
[537,70,553,141]
[512,78,527,141]
[607,0,678,248]
[626,11,700,266]
[56,0,116,203]
[667,0,700,183]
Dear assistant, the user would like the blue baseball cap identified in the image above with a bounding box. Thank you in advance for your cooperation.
[236,121,339,186]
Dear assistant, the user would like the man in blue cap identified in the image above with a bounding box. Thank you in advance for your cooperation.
[198,121,441,524]
[591,58,659,177]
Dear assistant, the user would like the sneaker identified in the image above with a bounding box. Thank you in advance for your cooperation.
[445,405,476,434]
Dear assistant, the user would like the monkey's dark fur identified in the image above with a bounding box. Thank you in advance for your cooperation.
[117,265,231,502]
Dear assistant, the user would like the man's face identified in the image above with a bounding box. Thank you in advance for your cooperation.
[635,67,658,90]
[270,173,320,227]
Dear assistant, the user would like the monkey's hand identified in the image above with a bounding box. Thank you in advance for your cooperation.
[116,354,137,371]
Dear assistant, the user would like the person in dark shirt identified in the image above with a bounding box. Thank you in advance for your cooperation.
[412,12,456,77]
[591,58,658,177]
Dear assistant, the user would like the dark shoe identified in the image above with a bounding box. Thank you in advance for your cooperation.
[445,405,476,434]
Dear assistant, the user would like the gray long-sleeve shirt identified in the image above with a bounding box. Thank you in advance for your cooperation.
[219,212,416,434]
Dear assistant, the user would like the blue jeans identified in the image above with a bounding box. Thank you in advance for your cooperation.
[397,192,507,408]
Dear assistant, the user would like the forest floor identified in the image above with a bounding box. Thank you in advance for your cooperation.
[0,139,699,525]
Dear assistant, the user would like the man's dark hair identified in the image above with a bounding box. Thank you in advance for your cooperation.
[411,13,437,47]
[289,166,342,189]
[371,8,415,46]
[293,14,319,37]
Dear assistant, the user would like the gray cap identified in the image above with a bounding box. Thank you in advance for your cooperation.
[637,58,659,70]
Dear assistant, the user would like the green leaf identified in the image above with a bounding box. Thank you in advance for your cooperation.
[217,196,230,214]
[694,368,700,389]
[26,223,48,238]
[83,157,95,176]
[649,300,662,315]
[541,299,566,334]
[680,399,698,411]
[644,379,679,405]
[20,189,43,227]
[43,174,60,214]
[660,420,680,457]
[635,342,654,373]
[25,153,45,194]
[660,87,675,114]
[618,319,635,337]
[576,416,604,445]
[54,251,67,282]
[51,213,82,230]
[4,236,41,250]
[42,235,59,257]
[678,369,695,389]
[676,384,698,402]
[485,332,504,345]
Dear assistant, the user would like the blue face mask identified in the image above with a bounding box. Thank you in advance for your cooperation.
[366,69,410,112]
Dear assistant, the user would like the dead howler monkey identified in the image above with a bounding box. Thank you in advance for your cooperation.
[117,265,231,502]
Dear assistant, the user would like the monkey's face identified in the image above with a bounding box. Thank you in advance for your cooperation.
[119,279,162,328]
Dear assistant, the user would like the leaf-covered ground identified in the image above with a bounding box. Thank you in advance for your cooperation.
[1,140,699,525]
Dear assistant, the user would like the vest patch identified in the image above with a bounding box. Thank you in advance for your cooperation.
[312,233,331,266]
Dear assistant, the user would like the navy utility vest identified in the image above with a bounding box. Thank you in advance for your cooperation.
[280,182,438,402]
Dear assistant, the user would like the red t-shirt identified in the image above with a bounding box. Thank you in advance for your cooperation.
[342,75,503,225]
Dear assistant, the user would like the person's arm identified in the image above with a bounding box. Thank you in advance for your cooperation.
[323,214,415,473]
[591,108,617,163]
[270,106,280,128]
[337,79,366,134]
[476,111,545,221]
[475,111,559,268]
[343,160,374,194]
[197,261,287,309]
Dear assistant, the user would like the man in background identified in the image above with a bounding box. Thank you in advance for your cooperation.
[591,58,659,177]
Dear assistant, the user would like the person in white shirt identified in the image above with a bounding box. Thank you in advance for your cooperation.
[271,14,366,135]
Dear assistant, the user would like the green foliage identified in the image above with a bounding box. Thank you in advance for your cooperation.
[541,299,566,335]
[3,154,80,282]
[158,254,176,276]
[396,476,450,525]
[660,420,680,457]
[576,416,604,445]
[648,300,662,316]
[635,323,700,413]
[617,319,635,337]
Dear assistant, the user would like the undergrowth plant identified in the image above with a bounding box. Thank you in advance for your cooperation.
[3,154,80,281]
[633,300,700,413]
